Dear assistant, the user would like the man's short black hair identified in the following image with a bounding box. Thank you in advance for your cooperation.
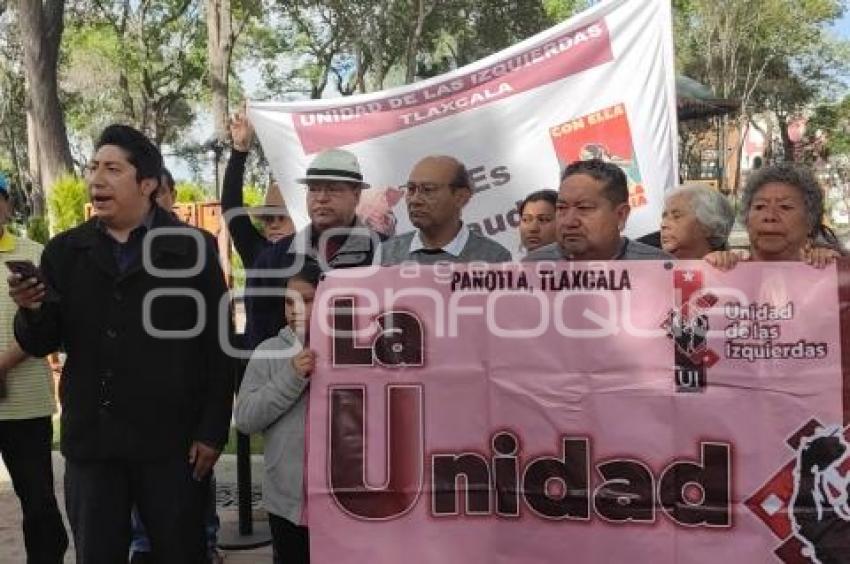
[95,125,163,185]
[519,189,558,214]
[288,257,323,289]
[560,159,628,206]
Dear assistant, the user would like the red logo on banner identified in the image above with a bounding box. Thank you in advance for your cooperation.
[549,103,648,209]
[661,269,719,392]
[745,420,850,563]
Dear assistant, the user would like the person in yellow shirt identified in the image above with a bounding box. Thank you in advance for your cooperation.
[0,174,68,562]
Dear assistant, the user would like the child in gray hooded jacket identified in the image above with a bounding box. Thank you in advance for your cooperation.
[234,259,321,564]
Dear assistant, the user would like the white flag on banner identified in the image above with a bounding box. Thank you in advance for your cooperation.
[248,0,678,256]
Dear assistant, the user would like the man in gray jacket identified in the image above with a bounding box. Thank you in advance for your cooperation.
[381,155,512,265]
[525,159,672,262]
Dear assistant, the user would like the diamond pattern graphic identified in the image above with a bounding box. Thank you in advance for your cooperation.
[745,419,850,563]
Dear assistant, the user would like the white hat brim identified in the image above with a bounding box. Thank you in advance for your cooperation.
[296,174,370,189]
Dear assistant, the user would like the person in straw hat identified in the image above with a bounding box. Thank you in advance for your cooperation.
[225,113,295,268]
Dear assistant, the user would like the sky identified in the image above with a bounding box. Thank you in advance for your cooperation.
[834,8,850,39]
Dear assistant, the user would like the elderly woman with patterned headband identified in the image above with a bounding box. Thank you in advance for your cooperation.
[660,184,735,259]
[705,163,843,270]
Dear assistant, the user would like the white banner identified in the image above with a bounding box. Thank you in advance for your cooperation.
[249,0,678,256]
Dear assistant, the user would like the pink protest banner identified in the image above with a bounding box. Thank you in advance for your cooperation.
[306,260,850,563]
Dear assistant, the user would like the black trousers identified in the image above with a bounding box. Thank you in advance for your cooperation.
[64,454,209,564]
[269,513,309,564]
[0,416,68,564]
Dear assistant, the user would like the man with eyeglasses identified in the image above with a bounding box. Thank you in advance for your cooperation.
[245,148,380,349]
[381,155,512,265]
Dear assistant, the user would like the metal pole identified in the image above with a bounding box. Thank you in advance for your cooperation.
[214,147,222,200]
[236,405,253,534]
[217,340,271,550]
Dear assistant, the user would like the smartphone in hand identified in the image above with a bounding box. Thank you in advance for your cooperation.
[5,260,58,306]
[5,260,43,283]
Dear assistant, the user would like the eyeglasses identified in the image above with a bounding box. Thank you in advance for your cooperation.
[400,182,456,199]
[306,182,357,196]
[259,215,290,225]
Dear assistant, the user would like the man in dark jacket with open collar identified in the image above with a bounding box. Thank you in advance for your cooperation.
[8,125,232,564]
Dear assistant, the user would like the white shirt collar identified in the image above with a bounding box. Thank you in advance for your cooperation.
[409,222,469,257]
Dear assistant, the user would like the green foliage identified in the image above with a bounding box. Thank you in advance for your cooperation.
[62,1,207,146]
[26,216,49,244]
[674,0,847,182]
[675,0,844,104]
[431,0,553,68]
[60,22,124,141]
[0,10,27,203]
[47,175,87,233]
[542,0,585,22]
[223,423,265,455]
[5,222,21,236]
[243,184,264,207]
[809,96,850,157]
[175,181,211,203]
[247,1,573,97]
[230,249,247,288]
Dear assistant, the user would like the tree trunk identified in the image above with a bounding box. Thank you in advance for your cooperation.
[776,114,795,162]
[404,0,428,84]
[752,118,774,165]
[207,0,232,197]
[730,116,747,194]
[25,106,44,216]
[16,0,72,201]
[207,0,231,142]
[311,55,332,99]
[6,119,25,212]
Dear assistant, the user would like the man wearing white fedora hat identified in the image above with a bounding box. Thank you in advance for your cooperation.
[244,146,380,349]
[294,147,371,230]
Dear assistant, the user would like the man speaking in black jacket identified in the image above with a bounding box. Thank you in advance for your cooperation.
[8,125,232,564]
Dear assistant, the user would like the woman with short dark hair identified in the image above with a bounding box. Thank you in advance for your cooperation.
[705,163,843,269]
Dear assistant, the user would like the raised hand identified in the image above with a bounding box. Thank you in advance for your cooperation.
[230,107,255,152]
